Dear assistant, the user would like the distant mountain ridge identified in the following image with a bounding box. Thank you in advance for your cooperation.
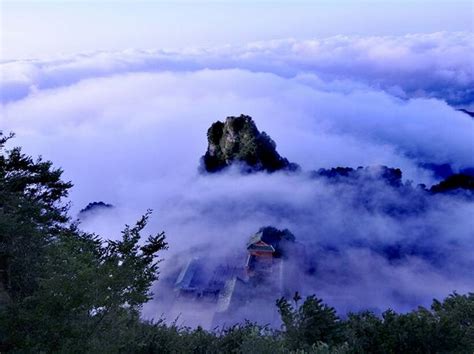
[430,174,474,194]
[200,115,474,196]
[78,201,113,218]
[313,166,403,187]
[457,108,474,118]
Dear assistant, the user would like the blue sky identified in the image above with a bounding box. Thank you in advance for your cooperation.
[1,0,472,59]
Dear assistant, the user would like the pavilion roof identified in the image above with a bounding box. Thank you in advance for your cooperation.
[247,243,275,252]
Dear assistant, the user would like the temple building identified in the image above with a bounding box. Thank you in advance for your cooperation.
[245,226,295,276]
[170,226,299,328]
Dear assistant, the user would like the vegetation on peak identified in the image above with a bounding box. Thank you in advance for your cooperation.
[79,201,114,217]
[314,166,403,187]
[202,115,299,173]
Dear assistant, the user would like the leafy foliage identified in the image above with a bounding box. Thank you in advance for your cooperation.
[0,132,168,352]
[345,293,474,353]
[277,295,344,350]
[1,132,473,353]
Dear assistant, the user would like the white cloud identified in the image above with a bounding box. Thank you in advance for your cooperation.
[1,33,473,325]
[3,68,472,183]
[2,32,473,105]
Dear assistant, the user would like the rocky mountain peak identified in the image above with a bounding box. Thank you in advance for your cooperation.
[202,115,298,173]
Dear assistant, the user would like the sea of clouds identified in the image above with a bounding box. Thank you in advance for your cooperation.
[2,32,473,106]
[1,32,473,327]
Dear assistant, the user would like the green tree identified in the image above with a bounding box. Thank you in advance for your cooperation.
[430,292,474,352]
[345,293,474,353]
[277,294,344,350]
[0,132,168,352]
[0,132,72,303]
[344,311,384,352]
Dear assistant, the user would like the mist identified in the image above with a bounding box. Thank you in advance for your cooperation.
[1,33,473,328]
[2,32,473,107]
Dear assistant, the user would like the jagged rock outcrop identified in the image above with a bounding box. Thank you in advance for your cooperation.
[202,115,299,173]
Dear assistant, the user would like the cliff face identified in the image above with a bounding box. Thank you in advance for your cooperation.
[202,115,298,173]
